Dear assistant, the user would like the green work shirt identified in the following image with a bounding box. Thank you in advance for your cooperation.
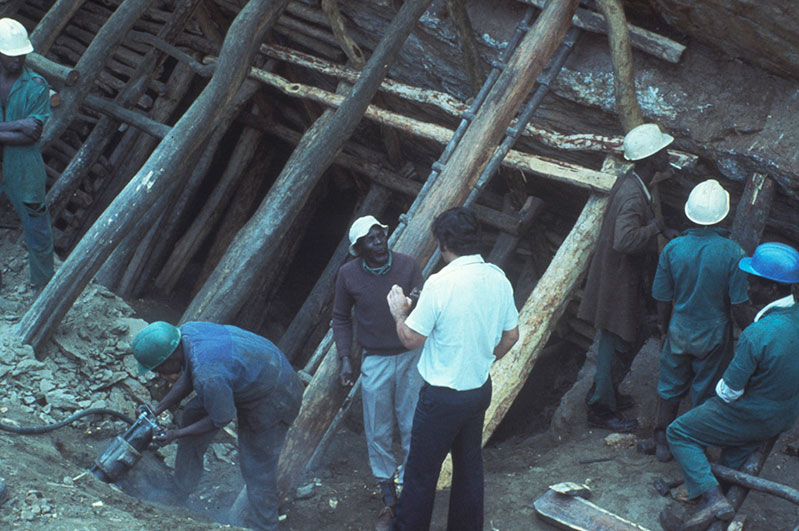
[652,227,748,355]
[1,66,50,203]
[722,303,799,434]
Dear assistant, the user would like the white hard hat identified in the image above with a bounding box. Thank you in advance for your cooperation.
[623,123,674,161]
[684,179,730,225]
[0,18,33,56]
[348,215,388,256]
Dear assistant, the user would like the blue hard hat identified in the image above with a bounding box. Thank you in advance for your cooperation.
[739,242,799,284]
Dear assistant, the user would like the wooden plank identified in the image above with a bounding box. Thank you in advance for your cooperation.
[730,173,775,255]
[534,489,651,531]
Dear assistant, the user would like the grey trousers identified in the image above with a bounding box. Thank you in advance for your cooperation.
[361,349,422,483]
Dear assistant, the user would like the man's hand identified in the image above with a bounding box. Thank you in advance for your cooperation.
[387,285,412,321]
[153,429,178,447]
[339,356,354,387]
[17,118,42,141]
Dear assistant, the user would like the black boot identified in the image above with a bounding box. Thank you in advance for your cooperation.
[378,479,397,508]
[680,485,734,531]
[654,398,680,462]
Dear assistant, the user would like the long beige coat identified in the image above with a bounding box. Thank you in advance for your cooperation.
[578,171,660,344]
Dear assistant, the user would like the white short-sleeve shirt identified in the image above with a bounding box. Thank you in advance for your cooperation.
[405,254,519,390]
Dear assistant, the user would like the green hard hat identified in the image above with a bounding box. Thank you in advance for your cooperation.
[132,321,181,374]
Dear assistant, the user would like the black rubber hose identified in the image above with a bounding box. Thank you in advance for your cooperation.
[0,408,134,434]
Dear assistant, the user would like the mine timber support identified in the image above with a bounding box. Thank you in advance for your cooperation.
[18,0,294,353]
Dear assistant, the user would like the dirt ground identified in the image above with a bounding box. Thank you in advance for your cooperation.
[2,223,799,531]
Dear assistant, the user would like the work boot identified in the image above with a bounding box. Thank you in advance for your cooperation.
[680,485,734,531]
[654,398,680,462]
[655,430,673,462]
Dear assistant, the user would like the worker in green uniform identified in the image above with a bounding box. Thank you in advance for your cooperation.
[0,18,54,289]
[665,242,799,531]
[650,179,751,461]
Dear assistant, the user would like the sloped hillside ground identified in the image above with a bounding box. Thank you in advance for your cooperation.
[3,221,799,530]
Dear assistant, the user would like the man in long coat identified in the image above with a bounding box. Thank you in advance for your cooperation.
[578,123,677,432]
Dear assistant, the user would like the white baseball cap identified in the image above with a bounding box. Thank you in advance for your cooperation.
[348,215,388,256]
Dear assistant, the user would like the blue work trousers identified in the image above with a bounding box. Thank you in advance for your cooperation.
[1,185,54,286]
[666,397,762,499]
[392,378,491,531]
[175,396,290,531]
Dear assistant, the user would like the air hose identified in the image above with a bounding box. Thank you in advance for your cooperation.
[0,408,134,434]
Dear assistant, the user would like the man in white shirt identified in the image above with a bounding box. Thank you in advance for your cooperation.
[386,207,519,531]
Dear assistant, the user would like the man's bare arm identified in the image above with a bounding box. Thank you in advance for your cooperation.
[493,327,519,360]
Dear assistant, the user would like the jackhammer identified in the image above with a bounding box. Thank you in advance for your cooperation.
[90,405,167,483]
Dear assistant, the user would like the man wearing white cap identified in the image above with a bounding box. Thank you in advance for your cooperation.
[0,18,54,289]
[331,215,423,528]
[650,179,751,461]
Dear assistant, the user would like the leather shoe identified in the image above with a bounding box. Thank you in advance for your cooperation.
[680,485,734,531]
[375,505,393,531]
[587,410,638,433]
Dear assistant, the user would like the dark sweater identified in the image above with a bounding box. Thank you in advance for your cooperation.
[331,252,423,359]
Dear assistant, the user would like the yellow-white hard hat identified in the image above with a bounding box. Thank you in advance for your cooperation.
[684,179,730,225]
[0,18,33,56]
[623,123,674,161]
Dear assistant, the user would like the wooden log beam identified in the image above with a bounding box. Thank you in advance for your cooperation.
[258,118,525,234]
[184,0,435,322]
[221,58,617,192]
[730,173,775,255]
[321,0,365,67]
[46,0,202,219]
[0,0,24,18]
[82,94,171,138]
[446,0,485,95]
[710,462,799,505]
[595,0,643,132]
[41,0,156,148]
[520,0,686,63]
[129,74,270,298]
[391,0,578,262]
[17,0,294,353]
[26,54,79,88]
[259,43,697,169]
[155,124,264,293]
[708,438,777,531]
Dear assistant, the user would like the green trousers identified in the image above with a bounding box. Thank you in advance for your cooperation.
[667,397,762,498]
[587,329,632,412]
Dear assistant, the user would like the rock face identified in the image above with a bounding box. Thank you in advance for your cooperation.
[648,0,799,79]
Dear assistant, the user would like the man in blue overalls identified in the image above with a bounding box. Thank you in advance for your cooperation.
[651,179,751,461]
[133,321,304,531]
[666,242,799,530]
